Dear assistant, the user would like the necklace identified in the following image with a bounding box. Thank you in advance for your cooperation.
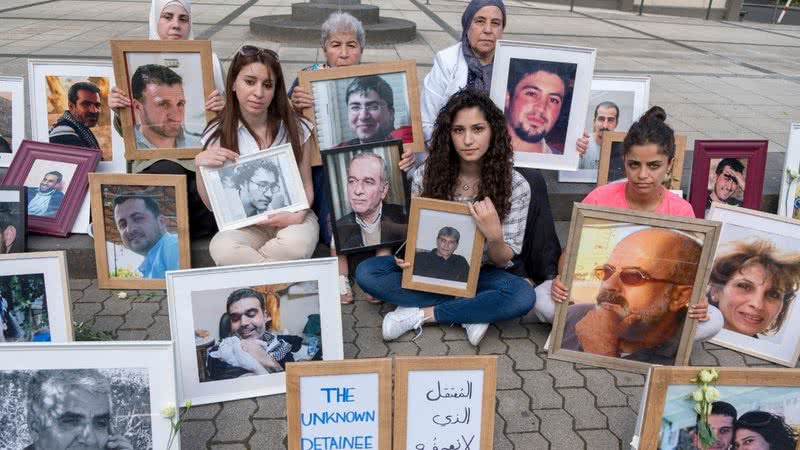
[458,176,480,192]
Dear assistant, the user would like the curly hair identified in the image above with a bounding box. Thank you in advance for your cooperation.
[422,88,513,221]
[707,239,800,335]
[734,411,798,449]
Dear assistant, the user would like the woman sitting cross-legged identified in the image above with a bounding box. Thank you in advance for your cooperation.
[355,88,535,346]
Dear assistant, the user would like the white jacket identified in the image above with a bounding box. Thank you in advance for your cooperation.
[421,42,469,143]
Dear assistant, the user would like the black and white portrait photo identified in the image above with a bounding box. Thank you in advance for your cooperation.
[201,144,309,231]
[0,368,152,450]
[324,141,408,253]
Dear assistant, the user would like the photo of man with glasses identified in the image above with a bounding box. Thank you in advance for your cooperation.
[560,227,702,364]
[223,156,289,220]
[335,75,413,148]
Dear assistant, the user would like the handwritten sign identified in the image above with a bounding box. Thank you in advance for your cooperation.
[394,356,497,450]
[286,359,392,450]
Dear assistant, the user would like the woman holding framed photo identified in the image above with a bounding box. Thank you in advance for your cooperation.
[108,0,225,239]
[194,46,319,266]
[537,106,723,341]
[355,88,535,346]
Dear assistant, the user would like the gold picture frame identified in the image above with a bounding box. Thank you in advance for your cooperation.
[89,173,191,289]
[111,39,215,160]
[548,203,721,373]
[401,197,485,298]
[597,130,686,190]
[298,60,423,166]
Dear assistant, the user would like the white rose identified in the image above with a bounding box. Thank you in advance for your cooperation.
[698,369,716,383]
[705,386,721,403]
[692,389,705,402]
[160,403,177,419]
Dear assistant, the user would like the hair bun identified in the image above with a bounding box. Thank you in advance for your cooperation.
[642,106,667,123]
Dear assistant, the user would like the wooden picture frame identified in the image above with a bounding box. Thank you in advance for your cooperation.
[286,359,392,450]
[489,40,596,170]
[706,203,800,367]
[778,123,800,219]
[0,186,27,253]
[323,139,410,254]
[200,143,309,231]
[89,173,191,289]
[548,204,721,373]
[0,76,25,168]
[637,367,800,450]
[1,140,100,237]
[298,60,423,166]
[110,40,214,160]
[597,131,686,190]
[689,139,768,219]
[0,251,73,343]
[393,356,497,450]
[167,257,343,405]
[402,198,485,298]
[559,75,651,183]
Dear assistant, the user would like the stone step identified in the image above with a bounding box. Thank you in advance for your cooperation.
[292,3,380,24]
[250,15,416,44]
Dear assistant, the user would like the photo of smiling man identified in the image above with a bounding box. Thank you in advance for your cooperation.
[504,58,577,155]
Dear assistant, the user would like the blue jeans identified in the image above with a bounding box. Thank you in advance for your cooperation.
[355,256,536,324]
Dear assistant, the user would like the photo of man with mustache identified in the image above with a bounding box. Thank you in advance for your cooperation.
[560,227,702,364]
[580,100,619,170]
[48,81,102,150]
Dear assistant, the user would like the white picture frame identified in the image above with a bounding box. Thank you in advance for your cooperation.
[167,257,343,405]
[28,59,126,234]
[0,251,73,343]
[706,203,800,367]
[0,341,179,449]
[559,75,650,183]
[778,123,800,218]
[489,40,596,170]
[200,143,309,232]
[0,76,25,167]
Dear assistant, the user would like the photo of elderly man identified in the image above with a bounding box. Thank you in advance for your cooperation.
[335,151,406,251]
[561,227,702,364]
[131,64,201,150]
[112,194,179,279]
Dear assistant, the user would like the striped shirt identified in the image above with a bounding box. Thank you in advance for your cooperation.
[411,164,530,266]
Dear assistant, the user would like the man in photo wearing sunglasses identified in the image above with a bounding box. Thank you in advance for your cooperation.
[113,194,179,279]
[706,158,745,214]
[560,228,702,364]
[228,157,288,219]
[336,75,412,147]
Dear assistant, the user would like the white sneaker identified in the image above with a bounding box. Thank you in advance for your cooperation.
[383,307,427,341]
[463,323,489,346]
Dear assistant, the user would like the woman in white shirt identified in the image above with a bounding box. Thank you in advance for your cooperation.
[194,46,319,265]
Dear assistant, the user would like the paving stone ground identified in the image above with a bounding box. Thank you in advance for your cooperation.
[4,0,800,448]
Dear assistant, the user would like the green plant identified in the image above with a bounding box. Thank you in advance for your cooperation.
[690,368,721,449]
[162,400,192,450]
[72,321,114,341]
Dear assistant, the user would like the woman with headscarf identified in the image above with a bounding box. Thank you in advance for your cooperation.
[108,0,225,238]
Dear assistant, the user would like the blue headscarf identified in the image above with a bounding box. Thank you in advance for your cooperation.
[461,0,506,93]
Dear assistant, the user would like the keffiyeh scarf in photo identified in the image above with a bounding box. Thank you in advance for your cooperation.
[57,111,100,149]
[209,333,293,374]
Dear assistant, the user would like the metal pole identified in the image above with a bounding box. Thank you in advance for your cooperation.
[570,0,575,12]
[705,0,713,19]
[638,0,645,16]
[773,1,780,23]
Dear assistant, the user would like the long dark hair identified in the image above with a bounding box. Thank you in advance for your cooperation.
[734,411,798,449]
[422,88,513,221]
[203,47,306,163]
[622,106,675,161]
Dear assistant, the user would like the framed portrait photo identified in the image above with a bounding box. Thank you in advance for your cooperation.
[549,204,721,373]
[28,59,124,173]
[89,173,191,290]
[0,341,179,449]
[597,131,687,190]
[559,75,650,183]
[489,40,596,170]
[689,140,768,219]
[0,186,26,254]
[705,203,800,367]
[167,257,343,405]
[111,40,214,160]
[324,139,409,254]
[201,143,309,231]
[1,140,100,237]
[0,251,72,343]
[0,76,25,167]
[636,367,800,450]
[778,123,800,219]
[401,198,485,298]
[298,60,423,166]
